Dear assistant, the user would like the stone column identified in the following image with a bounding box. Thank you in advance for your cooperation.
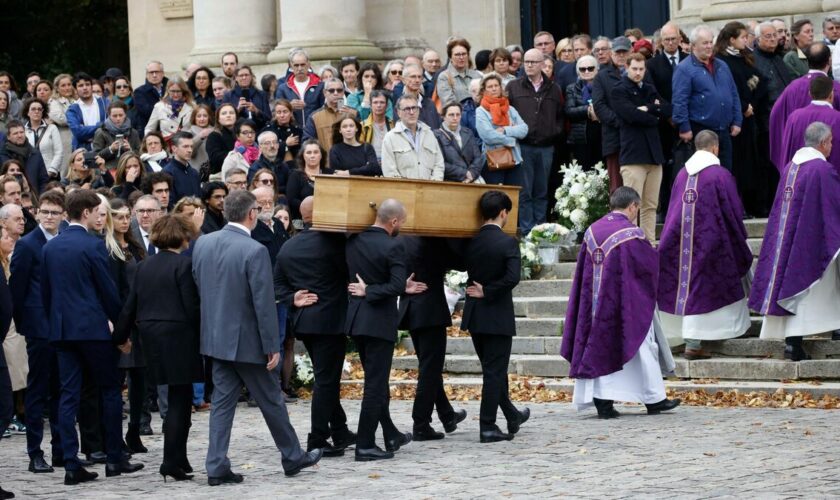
[700,0,823,21]
[188,0,277,67]
[267,0,383,65]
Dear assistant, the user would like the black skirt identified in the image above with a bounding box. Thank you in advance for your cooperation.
[139,320,203,385]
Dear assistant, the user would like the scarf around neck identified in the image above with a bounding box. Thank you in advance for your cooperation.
[103,117,133,136]
[480,94,511,127]
[4,140,33,160]
[235,140,260,164]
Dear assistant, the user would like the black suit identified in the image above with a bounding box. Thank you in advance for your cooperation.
[345,226,406,449]
[251,218,289,269]
[461,224,520,432]
[0,273,14,436]
[647,50,687,214]
[274,228,352,449]
[398,237,457,430]
[115,251,202,470]
[611,77,670,166]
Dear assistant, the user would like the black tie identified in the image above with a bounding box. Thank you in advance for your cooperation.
[670,56,677,68]
[147,241,156,256]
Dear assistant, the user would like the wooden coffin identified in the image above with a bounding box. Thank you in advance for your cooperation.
[311,175,520,237]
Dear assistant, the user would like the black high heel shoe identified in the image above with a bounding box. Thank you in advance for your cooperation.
[159,465,194,482]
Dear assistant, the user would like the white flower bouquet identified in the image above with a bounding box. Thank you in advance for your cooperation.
[554,161,610,232]
[444,270,469,291]
[526,223,573,247]
[520,239,541,280]
[293,353,314,387]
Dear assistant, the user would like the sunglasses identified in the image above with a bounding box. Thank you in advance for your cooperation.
[326,88,344,94]
[258,178,275,185]
[579,66,596,72]
[389,70,402,75]
[115,84,131,89]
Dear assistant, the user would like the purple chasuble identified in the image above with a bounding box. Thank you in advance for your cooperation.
[749,155,840,316]
[769,73,840,170]
[658,163,752,315]
[775,103,840,173]
[560,212,658,379]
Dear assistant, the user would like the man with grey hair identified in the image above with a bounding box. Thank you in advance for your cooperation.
[134,61,168,132]
[593,35,633,191]
[672,24,741,170]
[381,94,444,180]
[421,50,442,96]
[658,130,753,360]
[0,204,25,241]
[750,121,840,361]
[771,18,790,52]
[592,37,612,67]
[400,64,441,129]
[346,198,410,461]
[824,16,840,46]
[302,77,356,156]
[193,189,322,483]
[275,48,324,124]
[247,130,290,194]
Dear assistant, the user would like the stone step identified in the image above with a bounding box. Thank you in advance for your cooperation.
[354,376,840,398]
[514,279,573,297]
[554,237,763,266]
[514,316,766,338]
[513,296,568,317]
[402,336,562,356]
[532,262,577,279]
[655,218,767,239]
[391,354,840,380]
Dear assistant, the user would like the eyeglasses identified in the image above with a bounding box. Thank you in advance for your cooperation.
[147,70,163,75]
[258,178,275,185]
[399,106,419,113]
[250,205,261,213]
[326,88,344,94]
[560,48,573,53]
[523,60,543,65]
[579,66,596,72]
[115,84,131,89]
[39,210,62,217]
[291,63,308,69]
[260,140,279,146]
[136,209,159,215]
[228,180,247,187]
[389,70,402,75]
[451,52,468,58]
[239,130,255,136]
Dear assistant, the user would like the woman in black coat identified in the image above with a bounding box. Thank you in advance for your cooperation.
[565,55,602,170]
[115,214,202,482]
[715,21,767,217]
[205,103,238,176]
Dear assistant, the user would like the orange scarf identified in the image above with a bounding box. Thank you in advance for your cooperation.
[480,95,511,127]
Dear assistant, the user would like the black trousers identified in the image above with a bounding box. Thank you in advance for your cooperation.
[162,383,192,469]
[24,337,62,459]
[125,368,146,426]
[470,333,517,431]
[355,336,399,449]
[410,326,454,428]
[299,334,349,444]
[0,364,12,431]
[78,364,103,455]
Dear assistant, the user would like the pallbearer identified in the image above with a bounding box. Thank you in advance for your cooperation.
[561,187,680,419]
[657,131,754,359]
[750,122,840,361]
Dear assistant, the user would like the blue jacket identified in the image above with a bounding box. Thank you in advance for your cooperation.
[460,97,480,145]
[133,78,168,134]
[66,97,107,150]
[224,85,271,128]
[41,224,121,342]
[9,227,50,339]
[274,74,324,126]
[672,54,742,133]
[163,158,202,207]
[475,105,529,164]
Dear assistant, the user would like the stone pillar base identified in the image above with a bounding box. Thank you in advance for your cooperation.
[189,46,274,68]
[267,40,383,65]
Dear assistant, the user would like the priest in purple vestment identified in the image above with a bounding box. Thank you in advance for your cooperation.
[775,75,840,172]
[769,43,840,170]
[657,131,753,360]
[561,187,679,419]
[749,122,840,361]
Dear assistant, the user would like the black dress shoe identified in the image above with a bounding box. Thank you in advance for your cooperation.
[507,407,530,434]
[207,471,244,486]
[51,456,65,468]
[28,454,54,473]
[159,464,193,482]
[285,448,323,476]
[307,433,344,457]
[413,425,445,441]
[442,409,467,433]
[64,467,98,485]
[332,429,357,451]
[354,446,394,461]
[86,451,107,464]
[385,431,412,452]
[105,460,145,477]
[479,427,514,443]
[125,424,148,453]
[139,424,154,436]
[593,397,620,419]
[784,345,811,361]
[0,486,13,499]
[645,398,681,415]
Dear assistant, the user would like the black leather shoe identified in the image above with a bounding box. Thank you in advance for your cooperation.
[479,427,514,443]
[105,460,144,477]
[442,409,467,433]
[645,398,681,415]
[307,433,344,457]
[354,446,394,461]
[86,451,107,464]
[125,424,148,453]
[594,397,620,419]
[64,467,98,485]
[332,429,356,451]
[51,456,65,468]
[385,431,412,452]
[208,471,244,486]
[159,464,193,482]
[0,486,14,499]
[285,448,323,476]
[507,407,530,434]
[413,425,445,441]
[28,454,54,473]
[784,345,811,361]
[139,424,154,436]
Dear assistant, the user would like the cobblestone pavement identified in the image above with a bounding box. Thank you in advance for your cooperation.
[2,400,838,499]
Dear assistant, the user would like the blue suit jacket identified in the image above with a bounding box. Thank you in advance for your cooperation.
[9,227,49,339]
[66,98,108,150]
[41,225,121,342]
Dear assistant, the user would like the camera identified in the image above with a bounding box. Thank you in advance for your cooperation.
[83,151,99,168]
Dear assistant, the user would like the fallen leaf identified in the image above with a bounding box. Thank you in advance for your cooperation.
[368,473,381,479]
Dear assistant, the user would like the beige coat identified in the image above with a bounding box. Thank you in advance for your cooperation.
[144,101,194,139]
[380,121,444,181]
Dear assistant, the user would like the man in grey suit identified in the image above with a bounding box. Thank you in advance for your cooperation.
[192,190,322,485]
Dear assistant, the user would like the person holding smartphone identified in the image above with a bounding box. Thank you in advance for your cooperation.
[93,101,141,172]
[224,66,270,129]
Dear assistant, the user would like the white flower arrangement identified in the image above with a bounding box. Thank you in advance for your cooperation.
[554,160,610,232]
[444,270,469,291]
[526,223,573,246]
[520,239,541,280]
[293,353,314,387]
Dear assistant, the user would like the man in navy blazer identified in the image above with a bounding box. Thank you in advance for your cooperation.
[41,190,142,484]
[0,263,15,499]
[10,190,66,473]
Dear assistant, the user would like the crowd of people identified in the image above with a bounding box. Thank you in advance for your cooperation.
[1,12,840,497]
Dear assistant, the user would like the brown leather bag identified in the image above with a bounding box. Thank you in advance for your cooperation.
[485,146,516,171]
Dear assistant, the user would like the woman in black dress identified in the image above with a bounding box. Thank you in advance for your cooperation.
[115,214,201,481]
[328,116,381,177]
[285,139,334,222]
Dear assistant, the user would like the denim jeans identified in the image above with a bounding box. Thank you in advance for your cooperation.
[519,144,555,234]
